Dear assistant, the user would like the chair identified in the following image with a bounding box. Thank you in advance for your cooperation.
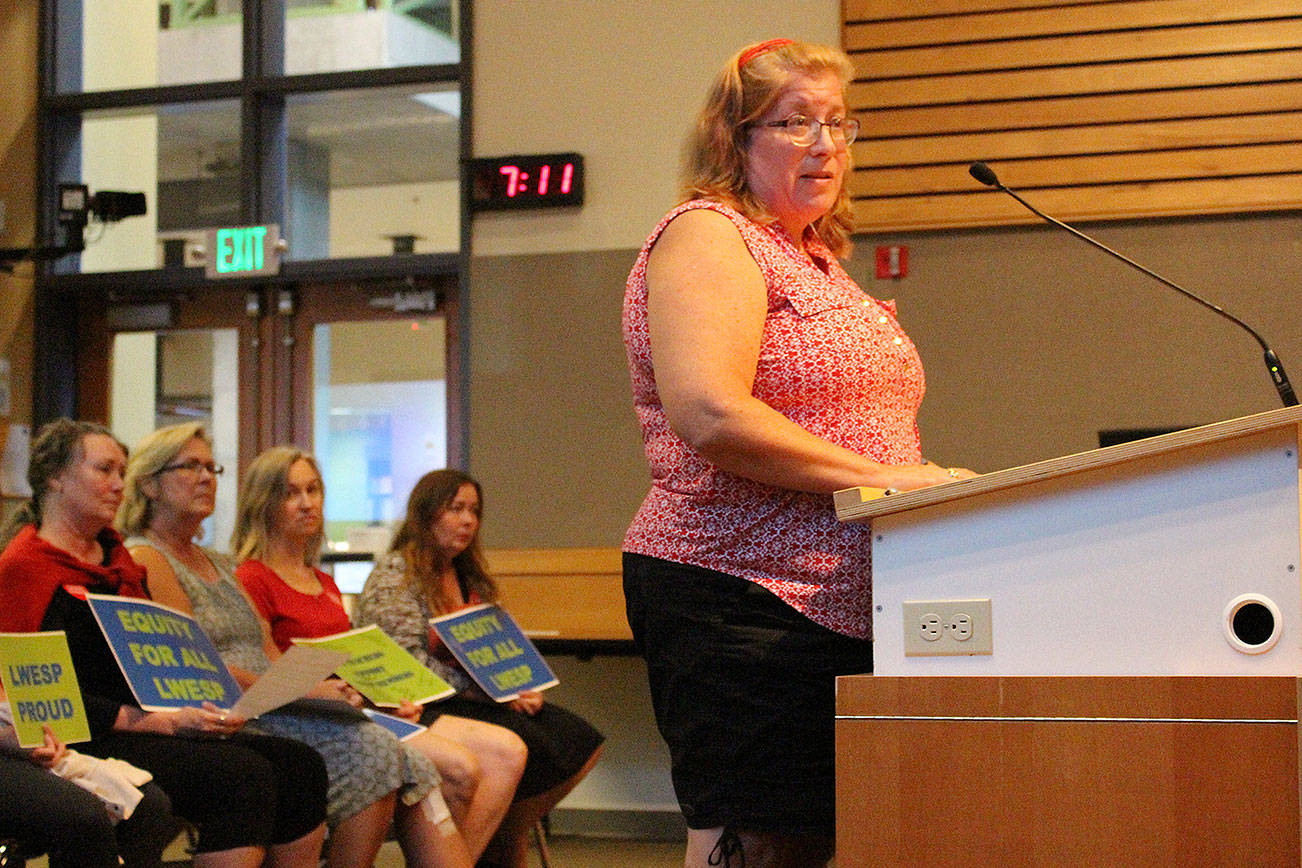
[0,837,29,867]
[531,819,552,868]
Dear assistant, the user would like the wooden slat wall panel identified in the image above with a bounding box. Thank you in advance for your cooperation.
[848,50,1302,108]
[855,113,1302,167]
[845,0,1245,21]
[853,174,1302,232]
[853,143,1302,196]
[847,1,1302,48]
[866,82,1302,138]
[858,21,1302,79]
[844,0,1302,232]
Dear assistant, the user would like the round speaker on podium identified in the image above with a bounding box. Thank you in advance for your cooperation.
[1222,593,1282,654]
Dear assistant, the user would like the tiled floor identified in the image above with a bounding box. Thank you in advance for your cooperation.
[22,835,684,868]
[375,835,684,867]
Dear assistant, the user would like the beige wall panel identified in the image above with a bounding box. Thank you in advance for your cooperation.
[849,212,1302,475]
[467,248,648,548]
[471,0,838,257]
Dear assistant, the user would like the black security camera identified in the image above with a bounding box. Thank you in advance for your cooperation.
[1,183,149,267]
[90,191,148,222]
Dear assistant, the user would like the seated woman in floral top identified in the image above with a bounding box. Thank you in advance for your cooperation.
[355,469,604,868]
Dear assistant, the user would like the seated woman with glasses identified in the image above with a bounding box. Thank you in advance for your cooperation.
[118,423,476,868]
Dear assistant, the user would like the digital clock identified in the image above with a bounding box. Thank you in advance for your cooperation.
[467,153,584,211]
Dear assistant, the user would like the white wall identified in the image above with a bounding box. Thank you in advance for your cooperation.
[85,0,158,91]
[110,333,157,450]
[329,180,460,257]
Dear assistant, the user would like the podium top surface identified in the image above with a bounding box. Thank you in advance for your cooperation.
[835,404,1302,524]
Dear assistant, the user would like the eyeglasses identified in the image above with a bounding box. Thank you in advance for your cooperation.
[156,460,224,478]
[757,114,860,147]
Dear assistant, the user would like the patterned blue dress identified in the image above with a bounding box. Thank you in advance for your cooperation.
[125,538,439,828]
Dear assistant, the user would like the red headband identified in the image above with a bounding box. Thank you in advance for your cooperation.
[738,38,794,69]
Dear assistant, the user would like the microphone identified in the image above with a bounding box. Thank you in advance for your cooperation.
[969,162,1298,408]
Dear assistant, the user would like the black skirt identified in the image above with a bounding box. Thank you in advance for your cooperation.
[421,694,603,800]
[623,552,873,838]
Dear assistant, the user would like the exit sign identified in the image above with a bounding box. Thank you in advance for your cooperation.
[203,224,283,279]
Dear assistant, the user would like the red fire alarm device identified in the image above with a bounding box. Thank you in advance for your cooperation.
[875,244,908,279]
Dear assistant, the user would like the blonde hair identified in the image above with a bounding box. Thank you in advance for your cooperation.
[117,422,212,536]
[231,446,325,564]
[682,39,857,257]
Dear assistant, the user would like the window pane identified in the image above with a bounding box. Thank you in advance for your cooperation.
[286,84,460,260]
[313,318,447,553]
[286,0,459,75]
[110,328,240,551]
[70,101,241,273]
[57,0,243,93]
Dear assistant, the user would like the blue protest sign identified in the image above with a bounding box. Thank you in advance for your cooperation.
[361,708,427,741]
[84,594,242,711]
[429,604,558,702]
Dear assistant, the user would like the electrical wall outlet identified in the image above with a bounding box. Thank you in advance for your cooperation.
[902,598,993,657]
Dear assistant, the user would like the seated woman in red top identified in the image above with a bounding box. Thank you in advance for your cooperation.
[232,446,526,863]
[0,419,328,868]
[229,450,349,651]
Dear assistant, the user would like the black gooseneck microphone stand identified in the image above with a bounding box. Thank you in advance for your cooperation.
[969,161,1298,408]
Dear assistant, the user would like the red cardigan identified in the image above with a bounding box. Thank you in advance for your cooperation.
[0,524,148,632]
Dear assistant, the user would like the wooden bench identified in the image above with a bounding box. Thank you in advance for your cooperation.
[486,548,632,657]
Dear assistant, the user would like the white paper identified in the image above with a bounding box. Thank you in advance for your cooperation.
[231,644,348,719]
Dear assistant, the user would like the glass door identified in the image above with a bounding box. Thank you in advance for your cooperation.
[99,275,457,557]
[289,277,457,559]
[102,286,252,551]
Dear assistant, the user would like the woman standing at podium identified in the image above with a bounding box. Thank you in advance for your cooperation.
[622,38,974,868]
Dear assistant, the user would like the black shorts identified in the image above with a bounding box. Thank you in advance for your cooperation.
[623,553,873,838]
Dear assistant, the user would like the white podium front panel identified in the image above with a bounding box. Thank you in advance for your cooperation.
[871,426,1302,676]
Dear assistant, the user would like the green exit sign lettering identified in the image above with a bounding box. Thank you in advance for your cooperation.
[203,224,283,278]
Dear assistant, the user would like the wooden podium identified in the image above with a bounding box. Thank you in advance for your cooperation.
[834,406,1302,866]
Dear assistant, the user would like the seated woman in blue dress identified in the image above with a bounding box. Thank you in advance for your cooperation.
[117,422,474,868]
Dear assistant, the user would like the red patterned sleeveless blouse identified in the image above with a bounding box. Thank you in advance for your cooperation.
[621,200,926,639]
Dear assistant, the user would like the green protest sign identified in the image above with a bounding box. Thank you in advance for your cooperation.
[293,625,455,707]
[0,631,92,747]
